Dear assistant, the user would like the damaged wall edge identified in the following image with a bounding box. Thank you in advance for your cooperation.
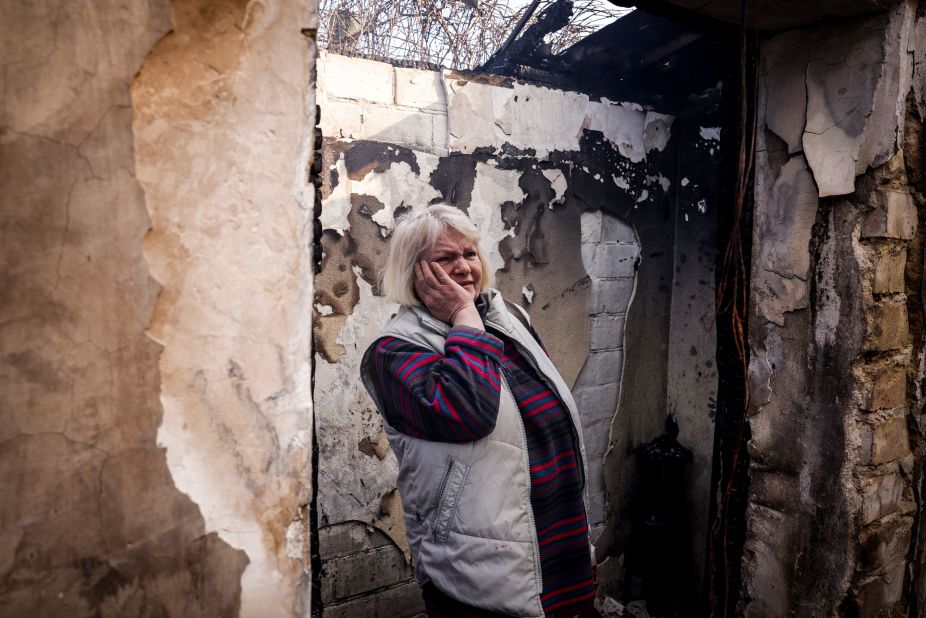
[134,1,318,616]
[742,3,926,615]
[310,46,325,618]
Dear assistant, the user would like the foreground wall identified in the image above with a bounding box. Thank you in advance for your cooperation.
[314,52,721,613]
[744,2,926,614]
[1,0,316,615]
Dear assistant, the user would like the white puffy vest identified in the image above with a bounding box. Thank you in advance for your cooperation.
[360,290,590,617]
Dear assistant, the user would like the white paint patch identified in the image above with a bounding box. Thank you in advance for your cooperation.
[510,82,588,155]
[522,286,535,304]
[636,189,649,203]
[469,164,523,274]
[352,154,441,236]
[646,174,671,193]
[697,199,707,213]
[681,177,690,187]
[643,111,673,153]
[446,80,499,148]
[285,519,307,561]
[699,126,721,141]
[542,168,567,206]
[612,175,629,190]
[316,268,401,525]
[315,303,334,316]
[447,80,589,156]
[319,155,352,234]
[585,98,647,163]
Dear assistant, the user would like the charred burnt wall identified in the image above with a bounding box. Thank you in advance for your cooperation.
[314,48,727,613]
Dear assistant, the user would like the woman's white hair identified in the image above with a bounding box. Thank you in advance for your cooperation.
[381,203,494,307]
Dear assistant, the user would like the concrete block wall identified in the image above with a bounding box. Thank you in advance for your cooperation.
[319,523,424,617]
[576,210,640,540]
[318,51,449,155]
[314,52,713,611]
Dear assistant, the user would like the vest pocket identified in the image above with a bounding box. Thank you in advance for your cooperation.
[432,456,470,544]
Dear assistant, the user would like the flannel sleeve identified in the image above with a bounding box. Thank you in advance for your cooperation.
[369,326,505,442]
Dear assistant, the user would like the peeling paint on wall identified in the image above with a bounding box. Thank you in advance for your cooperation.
[133,1,317,615]
[0,0,286,614]
[314,51,726,612]
[744,6,926,614]
[760,3,919,198]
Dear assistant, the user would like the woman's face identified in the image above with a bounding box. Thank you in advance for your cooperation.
[420,228,483,300]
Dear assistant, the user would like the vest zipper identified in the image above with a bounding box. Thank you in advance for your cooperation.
[500,371,544,614]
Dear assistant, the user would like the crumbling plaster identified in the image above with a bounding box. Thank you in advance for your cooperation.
[314,51,728,613]
[315,52,727,611]
[133,1,317,616]
[2,0,260,615]
[761,2,918,198]
[744,3,926,615]
[315,54,677,534]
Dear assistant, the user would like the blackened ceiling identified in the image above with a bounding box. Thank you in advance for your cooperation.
[610,0,903,32]
[473,7,731,116]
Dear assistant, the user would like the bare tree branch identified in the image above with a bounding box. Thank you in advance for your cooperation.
[319,0,630,70]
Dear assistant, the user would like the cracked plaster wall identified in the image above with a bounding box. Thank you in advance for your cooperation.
[132,1,317,616]
[744,2,926,614]
[315,52,721,611]
[132,0,314,616]
[0,0,275,615]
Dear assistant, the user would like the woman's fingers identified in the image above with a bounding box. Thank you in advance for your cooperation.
[428,262,454,284]
[413,259,473,323]
[418,260,441,289]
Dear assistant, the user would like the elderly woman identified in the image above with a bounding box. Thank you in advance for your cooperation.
[360,204,594,617]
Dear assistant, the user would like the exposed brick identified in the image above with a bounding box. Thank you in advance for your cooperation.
[322,544,414,604]
[582,349,624,385]
[319,98,364,140]
[587,242,639,279]
[590,278,635,314]
[324,580,425,618]
[861,189,917,240]
[601,219,638,245]
[858,515,913,573]
[357,104,434,149]
[321,52,395,105]
[319,522,393,560]
[589,314,626,351]
[872,245,906,295]
[861,364,906,411]
[573,383,620,427]
[862,189,916,240]
[864,301,908,352]
[854,561,906,618]
[580,211,604,244]
[860,470,912,524]
[859,415,911,465]
[395,67,444,111]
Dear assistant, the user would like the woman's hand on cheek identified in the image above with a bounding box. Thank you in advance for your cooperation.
[414,261,481,328]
